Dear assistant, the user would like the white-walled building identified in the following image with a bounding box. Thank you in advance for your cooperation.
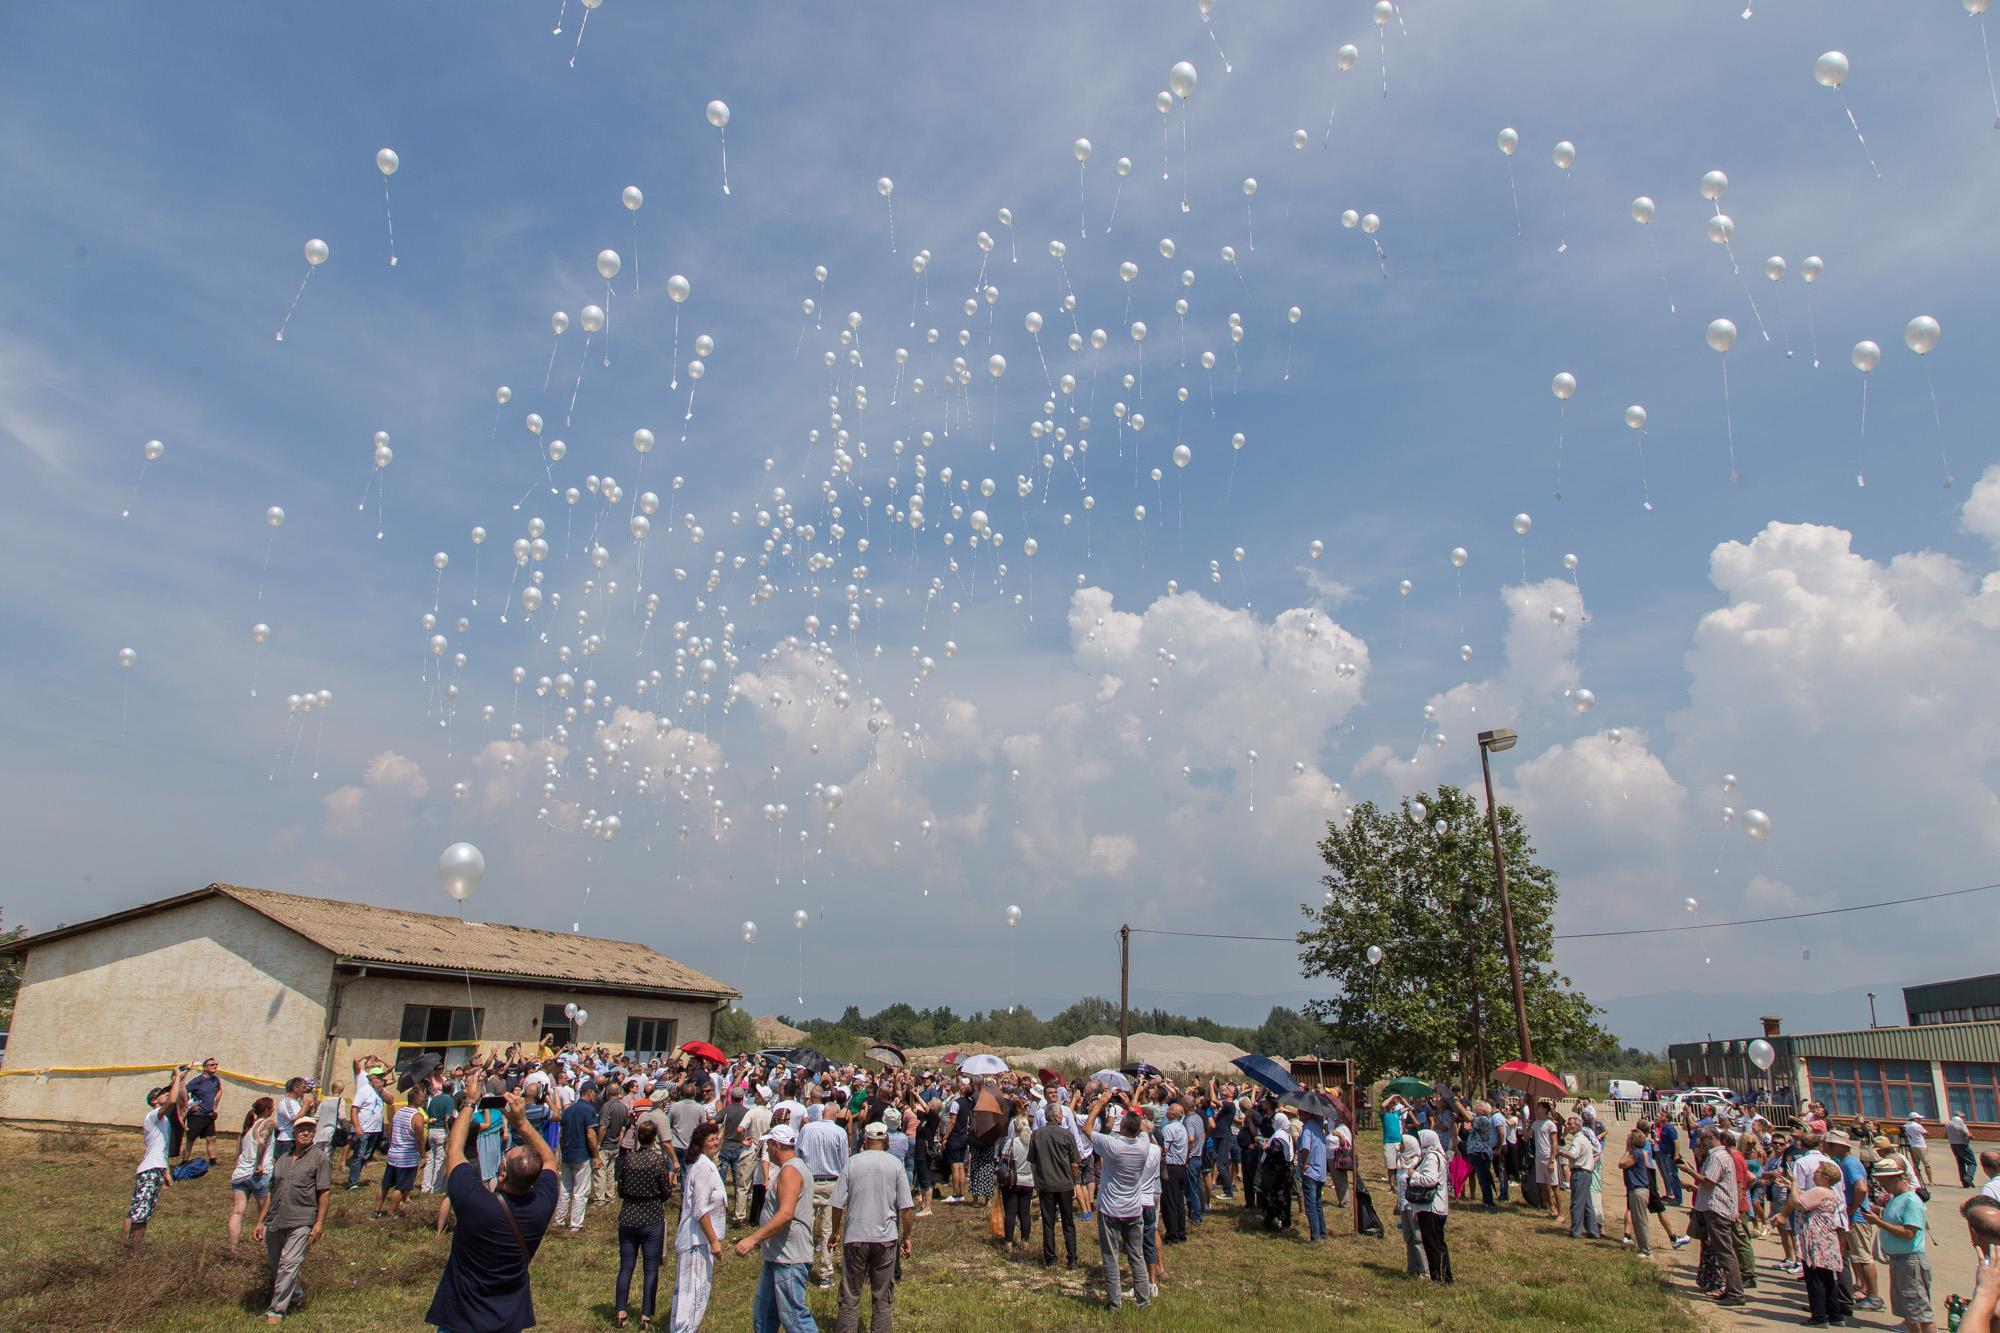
[0,883,737,1127]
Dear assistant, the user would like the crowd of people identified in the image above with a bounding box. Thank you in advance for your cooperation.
[120,1046,2000,1332]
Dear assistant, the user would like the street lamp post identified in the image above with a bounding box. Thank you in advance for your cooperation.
[1478,728,1535,1068]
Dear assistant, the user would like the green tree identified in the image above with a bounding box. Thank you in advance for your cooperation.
[0,910,22,1029]
[1298,784,1612,1089]
[712,1006,758,1054]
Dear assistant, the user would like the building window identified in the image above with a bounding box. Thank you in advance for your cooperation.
[399,1005,483,1065]
[1806,1056,1938,1119]
[540,1004,577,1048]
[626,1017,678,1058]
[1944,1063,2000,1124]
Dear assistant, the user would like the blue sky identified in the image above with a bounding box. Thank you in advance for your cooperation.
[3,2,1998,1041]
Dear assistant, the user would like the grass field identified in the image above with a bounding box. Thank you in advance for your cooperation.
[0,1125,1702,1331]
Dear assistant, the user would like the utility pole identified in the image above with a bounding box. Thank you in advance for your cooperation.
[1478,729,1535,1068]
[1119,924,1131,1068]
[1867,993,1879,1028]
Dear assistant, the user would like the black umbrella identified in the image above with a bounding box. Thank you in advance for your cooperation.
[865,1043,906,1069]
[788,1048,832,1075]
[1293,1089,1339,1121]
[395,1052,442,1092]
[1121,1062,1159,1079]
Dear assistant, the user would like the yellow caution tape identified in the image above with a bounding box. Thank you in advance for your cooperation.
[0,1064,289,1088]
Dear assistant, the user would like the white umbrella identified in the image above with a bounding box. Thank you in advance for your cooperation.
[959,1053,1009,1075]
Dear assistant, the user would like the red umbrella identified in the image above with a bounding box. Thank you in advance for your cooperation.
[1492,1060,1567,1102]
[680,1040,726,1064]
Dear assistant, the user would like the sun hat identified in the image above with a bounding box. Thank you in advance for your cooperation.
[864,1122,888,1139]
[762,1124,798,1146]
[1870,1160,1905,1178]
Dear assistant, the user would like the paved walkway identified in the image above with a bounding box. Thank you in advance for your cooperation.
[1587,1140,1989,1332]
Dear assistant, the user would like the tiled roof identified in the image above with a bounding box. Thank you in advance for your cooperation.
[210,885,735,997]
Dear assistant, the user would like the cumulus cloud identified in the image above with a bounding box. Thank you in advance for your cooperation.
[323,750,429,834]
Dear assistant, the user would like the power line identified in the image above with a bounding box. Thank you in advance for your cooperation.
[1122,880,2000,947]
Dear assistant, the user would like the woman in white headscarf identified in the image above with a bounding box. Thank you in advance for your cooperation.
[1259,1112,1296,1230]
[1409,1128,1453,1283]
[1393,1133,1425,1276]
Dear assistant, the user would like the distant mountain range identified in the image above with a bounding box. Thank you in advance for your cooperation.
[743,983,1896,1052]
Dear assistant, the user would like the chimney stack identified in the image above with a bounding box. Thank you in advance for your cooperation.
[1759,1015,1782,1038]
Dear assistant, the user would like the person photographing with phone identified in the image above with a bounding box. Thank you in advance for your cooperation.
[426,1091,560,1333]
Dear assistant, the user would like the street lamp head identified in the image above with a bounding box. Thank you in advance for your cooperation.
[1478,728,1518,753]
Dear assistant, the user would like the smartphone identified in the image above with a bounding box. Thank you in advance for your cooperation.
[478,1095,506,1110]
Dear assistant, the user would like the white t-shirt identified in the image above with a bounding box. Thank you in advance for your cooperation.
[1139,1139,1162,1207]
[276,1097,302,1140]
[138,1107,172,1174]
[1980,1177,2000,1207]
[555,1083,578,1111]
[353,1081,385,1133]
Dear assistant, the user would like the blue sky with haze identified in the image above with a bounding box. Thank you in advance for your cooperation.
[3,1,1998,1043]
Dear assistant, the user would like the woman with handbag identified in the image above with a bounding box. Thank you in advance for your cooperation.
[1328,1119,1356,1209]
[1000,1113,1036,1249]
[1408,1128,1453,1282]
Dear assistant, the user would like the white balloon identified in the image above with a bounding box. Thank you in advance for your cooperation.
[1004,904,1023,927]
[1801,256,1824,283]
[1625,405,1648,430]
[1706,318,1738,353]
[1169,60,1198,99]
[1630,196,1655,225]
[1513,512,1532,536]
[741,920,758,942]
[596,249,622,280]
[622,185,644,211]
[580,304,605,333]
[1813,50,1850,89]
[303,238,329,266]
[1073,138,1092,162]
[1552,140,1576,171]
[1741,808,1772,840]
[667,274,691,303]
[1850,340,1881,373]
[1748,1038,1776,1071]
[1450,546,1467,568]
[1498,127,1519,157]
[265,505,285,527]
[376,147,399,176]
[706,99,731,128]
[1762,255,1786,282]
[1552,372,1576,401]
[1365,945,1384,966]
[438,842,485,901]
[1700,169,1729,201]
[1572,687,1596,713]
[1904,316,1941,356]
[116,646,138,669]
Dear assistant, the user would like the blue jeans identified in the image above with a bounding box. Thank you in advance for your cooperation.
[616,1220,663,1319]
[753,1260,817,1333]
[1468,1151,1495,1207]
[720,1144,743,1194]
[1185,1159,1205,1222]
[345,1131,380,1187]
[1303,1176,1326,1240]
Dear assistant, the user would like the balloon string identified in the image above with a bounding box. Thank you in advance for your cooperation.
[275,266,313,343]
[121,675,130,740]
[121,460,149,520]
[1104,179,1122,235]
[1636,428,1653,511]
[257,532,275,601]
[1246,197,1255,250]
[1982,18,2000,129]
[543,334,561,393]
[1202,14,1231,73]
[1769,283,1794,357]
[1505,159,1521,238]
[719,127,730,196]
[1161,111,1171,181]
[1724,243,1772,342]
[1553,401,1565,500]
[1721,357,1738,483]
[670,307,681,389]
[1805,292,1820,369]
[567,333,591,427]
[470,544,481,607]
[382,179,398,267]
[1924,361,1953,489]
[551,0,566,33]
[1378,25,1388,98]
[602,281,612,367]
[1077,163,1086,240]
[1638,232,1675,314]
[1179,103,1191,213]
[1556,172,1570,253]
[1834,89,1882,178]
[886,191,896,253]
[1856,372,1869,489]
[1283,326,1296,382]
[568,3,590,68]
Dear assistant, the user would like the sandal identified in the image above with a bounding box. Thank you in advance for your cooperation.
[614,1315,628,1329]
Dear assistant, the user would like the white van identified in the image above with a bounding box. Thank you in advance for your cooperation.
[1607,1079,1645,1102]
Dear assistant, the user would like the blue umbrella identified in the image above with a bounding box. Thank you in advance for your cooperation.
[1232,1054,1301,1098]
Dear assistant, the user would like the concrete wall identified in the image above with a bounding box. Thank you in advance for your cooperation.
[326,972,721,1082]
[0,897,334,1128]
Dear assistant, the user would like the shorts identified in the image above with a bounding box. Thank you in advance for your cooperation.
[1888,1253,1933,1323]
[184,1112,216,1140]
[129,1168,167,1225]
[232,1172,272,1198]
[1846,1218,1876,1259]
[946,1140,969,1166]
[382,1163,419,1193]
[1084,1156,1101,1185]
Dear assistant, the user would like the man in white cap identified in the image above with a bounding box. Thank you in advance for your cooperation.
[255,1113,331,1323]
[1873,1159,1935,1333]
[736,1123,817,1333]
[830,1122,913,1333]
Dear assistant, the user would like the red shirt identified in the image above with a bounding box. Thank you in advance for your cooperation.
[1730,1150,1751,1215]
